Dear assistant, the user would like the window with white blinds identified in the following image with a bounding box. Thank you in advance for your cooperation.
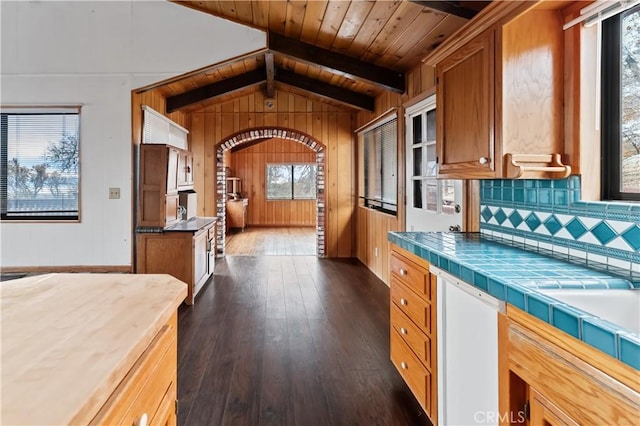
[1,107,80,220]
[361,117,398,214]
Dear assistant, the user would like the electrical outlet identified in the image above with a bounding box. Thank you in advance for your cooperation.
[109,187,120,199]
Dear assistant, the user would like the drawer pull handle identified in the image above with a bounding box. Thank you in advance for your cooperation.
[400,327,407,335]
[399,268,407,276]
[401,362,408,369]
[135,413,148,426]
[400,298,407,306]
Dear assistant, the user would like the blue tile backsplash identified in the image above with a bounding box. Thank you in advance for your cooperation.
[480,176,640,273]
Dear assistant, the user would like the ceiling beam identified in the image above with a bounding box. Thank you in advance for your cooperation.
[409,1,479,20]
[268,32,405,94]
[275,68,375,111]
[264,53,275,99]
[166,69,266,113]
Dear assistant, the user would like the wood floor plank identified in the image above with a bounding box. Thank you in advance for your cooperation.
[177,255,429,426]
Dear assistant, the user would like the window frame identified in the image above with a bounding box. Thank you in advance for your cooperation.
[265,163,317,201]
[358,114,398,216]
[1,106,81,222]
[601,4,640,202]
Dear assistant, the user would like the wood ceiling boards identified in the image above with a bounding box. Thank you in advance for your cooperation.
[164,1,483,112]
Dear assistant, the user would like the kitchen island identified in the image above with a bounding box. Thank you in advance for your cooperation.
[1,273,186,425]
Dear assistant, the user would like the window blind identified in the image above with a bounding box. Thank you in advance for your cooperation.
[1,108,80,219]
[362,118,397,214]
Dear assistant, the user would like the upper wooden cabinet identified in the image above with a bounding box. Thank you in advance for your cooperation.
[427,2,570,179]
[139,144,193,228]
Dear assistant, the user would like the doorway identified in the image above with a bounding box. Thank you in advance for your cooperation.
[215,128,326,257]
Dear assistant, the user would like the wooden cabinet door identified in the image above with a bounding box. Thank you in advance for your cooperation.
[166,148,179,194]
[437,29,495,178]
[177,151,193,189]
[530,389,579,426]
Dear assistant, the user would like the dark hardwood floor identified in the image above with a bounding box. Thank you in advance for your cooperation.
[177,255,430,426]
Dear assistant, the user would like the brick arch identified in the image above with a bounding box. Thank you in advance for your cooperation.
[215,127,326,257]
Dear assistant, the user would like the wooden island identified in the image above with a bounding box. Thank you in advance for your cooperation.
[1,273,187,425]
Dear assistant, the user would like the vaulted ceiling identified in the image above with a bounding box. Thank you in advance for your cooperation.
[154,1,490,112]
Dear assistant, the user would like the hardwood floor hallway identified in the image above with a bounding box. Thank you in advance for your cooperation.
[177,255,430,426]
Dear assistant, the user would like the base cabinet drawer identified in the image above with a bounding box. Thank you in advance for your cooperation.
[391,279,431,334]
[391,303,432,368]
[391,252,431,300]
[391,329,431,414]
[90,314,177,426]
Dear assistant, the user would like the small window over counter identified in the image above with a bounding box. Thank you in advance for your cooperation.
[1,107,80,221]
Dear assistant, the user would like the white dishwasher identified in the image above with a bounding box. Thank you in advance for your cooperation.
[432,266,505,426]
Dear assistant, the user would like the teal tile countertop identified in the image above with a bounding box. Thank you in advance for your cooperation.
[388,231,640,370]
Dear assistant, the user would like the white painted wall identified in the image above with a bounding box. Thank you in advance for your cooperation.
[0,1,265,268]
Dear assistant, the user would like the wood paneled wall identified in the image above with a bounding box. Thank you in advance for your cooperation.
[188,89,356,258]
[230,138,316,226]
[132,89,188,146]
[355,63,436,284]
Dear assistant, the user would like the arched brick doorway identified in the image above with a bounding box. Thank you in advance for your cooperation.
[216,128,326,257]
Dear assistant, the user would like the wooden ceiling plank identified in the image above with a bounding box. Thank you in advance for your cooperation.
[409,1,480,20]
[268,0,288,35]
[272,83,352,112]
[166,69,266,112]
[299,0,328,44]
[284,0,307,40]
[395,14,467,69]
[251,0,269,28]
[269,31,405,93]
[314,0,350,49]
[233,0,253,22]
[345,0,403,59]
[218,1,239,20]
[275,67,374,111]
[381,10,447,65]
[360,1,419,63]
[265,53,275,98]
[332,0,375,52]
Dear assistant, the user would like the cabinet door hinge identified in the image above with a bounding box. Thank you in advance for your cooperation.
[523,400,530,421]
[175,399,179,415]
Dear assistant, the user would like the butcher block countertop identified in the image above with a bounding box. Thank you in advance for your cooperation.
[0,273,187,425]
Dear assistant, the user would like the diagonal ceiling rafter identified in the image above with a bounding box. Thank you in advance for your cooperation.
[165,61,376,112]
[268,31,405,94]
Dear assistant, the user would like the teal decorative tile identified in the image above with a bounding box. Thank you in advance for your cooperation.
[566,218,588,239]
[526,293,554,323]
[488,279,506,299]
[591,222,617,245]
[582,318,618,358]
[526,189,538,204]
[621,225,640,251]
[506,286,527,310]
[514,189,525,202]
[474,274,488,291]
[551,305,582,339]
[481,206,493,222]
[544,215,562,235]
[525,213,541,231]
[619,335,640,370]
[509,210,523,228]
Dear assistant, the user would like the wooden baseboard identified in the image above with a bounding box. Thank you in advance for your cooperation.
[0,265,132,274]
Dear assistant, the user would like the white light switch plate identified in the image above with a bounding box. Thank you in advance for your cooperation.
[109,187,120,199]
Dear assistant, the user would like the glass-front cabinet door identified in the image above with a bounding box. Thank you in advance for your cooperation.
[405,94,462,232]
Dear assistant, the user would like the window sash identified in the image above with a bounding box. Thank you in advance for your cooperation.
[601,5,640,201]
[266,163,317,200]
[362,118,397,214]
[1,108,80,220]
